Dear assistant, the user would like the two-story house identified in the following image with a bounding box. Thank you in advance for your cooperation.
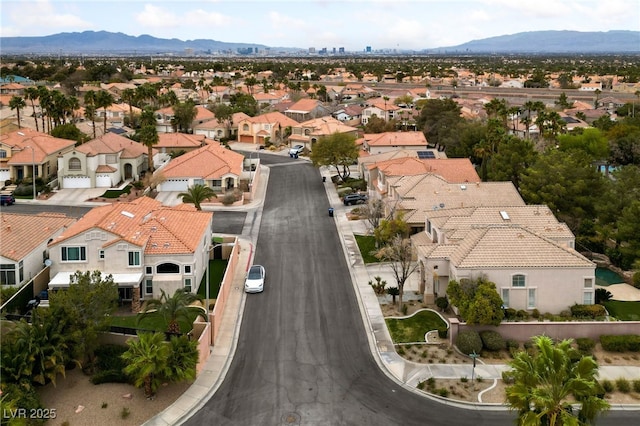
[284,99,331,122]
[47,197,213,312]
[361,97,401,124]
[360,131,429,155]
[0,213,76,287]
[412,205,595,313]
[236,111,298,146]
[288,116,359,151]
[57,132,149,189]
[194,112,250,141]
[0,129,76,184]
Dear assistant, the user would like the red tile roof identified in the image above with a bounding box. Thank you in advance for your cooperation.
[161,142,244,179]
[1,213,76,261]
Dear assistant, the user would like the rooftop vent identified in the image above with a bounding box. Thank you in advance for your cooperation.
[500,211,510,220]
[121,210,134,218]
[460,185,467,190]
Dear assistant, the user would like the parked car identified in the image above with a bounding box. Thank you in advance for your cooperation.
[289,145,304,156]
[343,193,368,206]
[244,264,266,293]
[0,193,15,206]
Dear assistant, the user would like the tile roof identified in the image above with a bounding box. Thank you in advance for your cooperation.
[1,213,76,261]
[156,132,207,148]
[76,132,149,158]
[49,197,212,255]
[1,128,75,163]
[449,226,594,269]
[297,116,359,136]
[286,98,322,113]
[363,131,428,147]
[243,111,298,128]
[373,158,480,183]
[160,142,244,179]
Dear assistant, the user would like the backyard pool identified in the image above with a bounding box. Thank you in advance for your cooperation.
[595,267,625,286]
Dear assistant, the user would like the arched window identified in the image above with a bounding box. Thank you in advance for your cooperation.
[243,124,249,131]
[304,129,311,136]
[512,274,526,287]
[68,157,81,170]
[156,262,180,274]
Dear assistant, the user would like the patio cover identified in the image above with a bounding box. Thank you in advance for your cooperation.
[49,271,143,288]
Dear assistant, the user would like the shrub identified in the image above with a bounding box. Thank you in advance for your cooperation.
[595,288,613,304]
[616,378,631,393]
[576,337,596,354]
[601,379,614,393]
[437,327,448,339]
[531,308,540,319]
[504,308,517,320]
[600,334,640,352]
[221,192,237,206]
[455,330,482,355]
[368,276,387,295]
[570,304,606,319]
[435,296,449,312]
[515,310,529,320]
[337,187,354,197]
[633,379,640,393]
[502,371,515,384]
[90,370,130,385]
[480,330,506,352]
[506,339,519,350]
[436,388,449,397]
[633,271,640,289]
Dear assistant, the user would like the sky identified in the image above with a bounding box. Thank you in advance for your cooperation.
[1,0,639,51]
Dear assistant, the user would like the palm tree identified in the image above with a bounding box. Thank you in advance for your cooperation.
[8,96,26,129]
[24,86,40,132]
[138,124,159,172]
[37,86,50,133]
[121,88,137,125]
[138,289,206,335]
[506,335,609,426]
[178,184,217,210]
[95,90,115,134]
[84,90,98,138]
[165,335,199,383]
[122,332,170,398]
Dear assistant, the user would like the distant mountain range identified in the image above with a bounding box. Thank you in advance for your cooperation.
[1,30,638,55]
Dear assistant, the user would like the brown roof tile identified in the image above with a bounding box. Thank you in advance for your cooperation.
[1,213,76,261]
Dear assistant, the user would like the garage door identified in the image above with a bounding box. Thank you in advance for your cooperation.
[96,174,112,188]
[160,179,189,192]
[0,169,9,183]
[62,176,91,189]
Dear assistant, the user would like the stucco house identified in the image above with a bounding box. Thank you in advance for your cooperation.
[288,116,359,151]
[155,132,208,156]
[0,213,76,287]
[412,205,595,313]
[236,111,298,146]
[0,129,76,185]
[156,141,244,194]
[284,98,331,122]
[361,97,401,124]
[359,131,429,155]
[57,132,149,189]
[47,197,213,312]
[194,112,250,141]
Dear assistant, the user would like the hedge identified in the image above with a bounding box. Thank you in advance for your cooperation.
[600,334,640,352]
[570,304,606,319]
[480,330,506,352]
[455,330,482,355]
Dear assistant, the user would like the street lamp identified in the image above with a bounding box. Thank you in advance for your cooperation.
[205,241,234,317]
[23,145,36,200]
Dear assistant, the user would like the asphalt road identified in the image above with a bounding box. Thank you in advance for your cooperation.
[185,161,514,426]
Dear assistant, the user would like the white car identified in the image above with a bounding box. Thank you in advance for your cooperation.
[289,145,304,156]
[244,265,266,293]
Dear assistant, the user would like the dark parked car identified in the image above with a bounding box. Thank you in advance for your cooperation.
[343,193,368,205]
[0,193,15,206]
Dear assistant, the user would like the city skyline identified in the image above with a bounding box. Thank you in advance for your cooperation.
[1,0,639,52]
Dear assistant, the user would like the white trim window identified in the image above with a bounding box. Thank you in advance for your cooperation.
[501,288,509,308]
[128,251,141,267]
[98,249,105,260]
[61,246,86,262]
[527,288,536,309]
[184,265,192,275]
[583,291,594,305]
[184,278,192,293]
[145,278,153,296]
[512,274,526,287]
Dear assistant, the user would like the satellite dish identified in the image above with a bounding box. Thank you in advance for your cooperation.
[44,259,52,267]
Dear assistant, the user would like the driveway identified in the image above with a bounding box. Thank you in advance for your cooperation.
[155,191,183,206]
[45,188,106,205]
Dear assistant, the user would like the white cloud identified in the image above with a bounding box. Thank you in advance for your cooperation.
[135,4,179,29]
[268,11,307,29]
[5,0,92,36]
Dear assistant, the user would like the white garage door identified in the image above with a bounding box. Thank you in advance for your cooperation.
[0,169,9,184]
[96,174,112,188]
[62,176,91,189]
[161,179,189,192]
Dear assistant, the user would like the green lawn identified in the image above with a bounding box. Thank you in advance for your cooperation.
[197,259,228,300]
[385,310,448,343]
[603,300,640,321]
[109,309,204,334]
[354,235,381,264]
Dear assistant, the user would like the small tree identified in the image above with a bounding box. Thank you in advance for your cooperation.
[361,198,385,232]
[368,276,387,295]
[122,332,170,398]
[309,132,359,181]
[435,296,449,312]
[375,235,419,311]
[506,335,610,426]
[177,184,217,210]
[138,289,207,334]
[387,287,399,305]
[373,214,410,247]
[447,277,504,326]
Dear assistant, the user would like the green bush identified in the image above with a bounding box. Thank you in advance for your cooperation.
[90,370,130,385]
[0,383,43,418]
[531,308,540,319]
[570,303,606,319]
[337,187,353,197]
[576,337,596,354]
[504,308,517,320]
[515,310,529,320]
[455,330,482,355]
[502,370,515,384]
[600,334,640,352]
[633,379,640,393]
[435,296,449,312]
[221,192,237,205]
[616,378,631,393]
[633,271,640,289]
[506,339,519,350]
[480,330,506,352]
[601,379,614,393]
[437,327,448,339]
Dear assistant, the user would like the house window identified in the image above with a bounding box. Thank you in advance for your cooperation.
[106,154,117,163]
[0,264,16,285]
[583,291,594,305]
[98,249,105,260]
[68,157,81,170]
[128,251,141,266]
[584,278,593,288]
[212,180,222,188]
[145,279,153,295]
[145,266,153,274]
[184,278,192,293]
[427,220,432,234]
[527,288,536,309]
[242,124,249,131]
[512,274,526,287]
[61,246,86,262]
[157,262,180,273]
[184,265,192,274]
[0,149,6,158]
[501,288,509,308]
[194,179,204,186]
